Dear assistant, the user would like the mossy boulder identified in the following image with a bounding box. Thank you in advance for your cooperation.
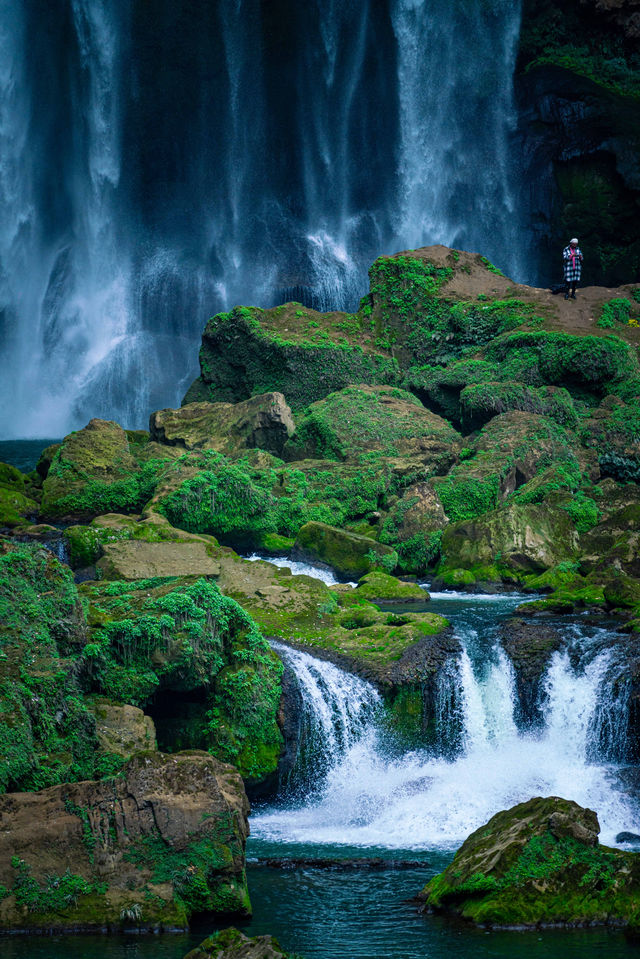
[0,541,103,793]
[40,419,175,522]
[0,484,38,528]
[580,504,640,578]
[581,396,640,483]
[459,381,578,431]
[421,796,640,927]
[283,384,461,469]
[353,571,430,604]
[0,751,250,932]
[378,481,448,574]
[96,540,222,580]
[85,697,157,757]
[185,927,298,959]
[603,572,640,610]
[292,521,396,579]
[438,502,580,583]
[150,392,295,458]
[432,411,590,527]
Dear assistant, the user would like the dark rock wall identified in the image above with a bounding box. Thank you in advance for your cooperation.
[517,0,640,286]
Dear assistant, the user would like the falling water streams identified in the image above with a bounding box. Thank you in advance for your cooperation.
[1,569,637,958]
[0,0,530,437]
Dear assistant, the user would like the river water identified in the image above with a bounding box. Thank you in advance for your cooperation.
[2,568,638,957]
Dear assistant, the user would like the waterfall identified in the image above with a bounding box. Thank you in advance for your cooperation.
[1,0,529,437]
[391,0,527,278]
[253,626,637,849]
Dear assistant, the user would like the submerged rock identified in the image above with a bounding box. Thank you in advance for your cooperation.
[0,751,250,932]
[421,796,640,927]
[499,619,563,725]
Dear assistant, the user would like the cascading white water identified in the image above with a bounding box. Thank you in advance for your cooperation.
[253,626,637,849]
[0,0,531,437]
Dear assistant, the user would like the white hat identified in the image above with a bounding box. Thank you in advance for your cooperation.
[570,238,579,245]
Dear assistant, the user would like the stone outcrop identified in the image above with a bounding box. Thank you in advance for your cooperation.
[185,927,297,959]
[0,751,250,932]
[293,521,396,579]
[151,393,295,458]
[421,796,640,926]
[96,539,222,580]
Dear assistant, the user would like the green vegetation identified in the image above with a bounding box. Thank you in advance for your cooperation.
[9,857,106,914]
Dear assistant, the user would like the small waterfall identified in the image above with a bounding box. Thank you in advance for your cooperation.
[253,622,637,849]
[272,641,381,793]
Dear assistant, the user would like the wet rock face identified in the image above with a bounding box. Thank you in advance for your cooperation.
[292,520,396,578]
[0,752,251,932]
[500,619,563,726]
[421,795,640,927]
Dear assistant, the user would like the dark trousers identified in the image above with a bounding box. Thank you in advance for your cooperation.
[565,281,577,296]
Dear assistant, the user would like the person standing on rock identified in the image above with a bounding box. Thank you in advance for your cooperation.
[563,238,583,300]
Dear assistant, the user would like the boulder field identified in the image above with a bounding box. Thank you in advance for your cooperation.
[1,244,640,932]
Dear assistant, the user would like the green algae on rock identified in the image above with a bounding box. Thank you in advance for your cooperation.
[0,751,250,932]
[421,796,640,927]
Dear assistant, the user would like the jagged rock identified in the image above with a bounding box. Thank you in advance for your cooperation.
[499,619,563,724]
[421,796,640,927]
[293,521,396,579]
[96,540,222,580]
[378,480,449,573]
[151,393,295,458]
[185,927,296,959]
[0,752,250,932]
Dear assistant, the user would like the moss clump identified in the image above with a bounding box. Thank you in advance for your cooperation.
[81,577,283,783]
[354,571,430,604]
[460,381,578,431]
[0,543,101,793]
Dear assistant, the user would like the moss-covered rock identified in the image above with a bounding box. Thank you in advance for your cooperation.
[0,541,102,793]
[581,395,640,483]
[85,697,157,757]
[460,381,578,431]
[185,927,299,959]
[40,419,175,522]
[283,384,461,469]
[580,504,640,578]
[96,540,222,580]
[293,521,396,579]
[437,502,580,583]
[0,751,250,932]
[421,796,640,927]
[150,392,295,458]
[353,571,430,604]
[80,577,284,784]
[378,481,448,574]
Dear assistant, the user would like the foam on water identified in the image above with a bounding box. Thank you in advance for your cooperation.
[254,627,638,850]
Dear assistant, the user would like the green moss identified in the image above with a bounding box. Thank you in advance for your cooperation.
[460,381,578,430]
[82,577,283,783]
[9,857,107,915]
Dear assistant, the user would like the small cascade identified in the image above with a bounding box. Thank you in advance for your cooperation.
[253,617,638,849]
[272,641,381,793]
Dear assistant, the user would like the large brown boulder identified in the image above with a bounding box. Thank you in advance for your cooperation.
[151,393,295,458]
[0,751,250,932]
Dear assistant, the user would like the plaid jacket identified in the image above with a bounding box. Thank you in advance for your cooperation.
[563,246,583,282]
